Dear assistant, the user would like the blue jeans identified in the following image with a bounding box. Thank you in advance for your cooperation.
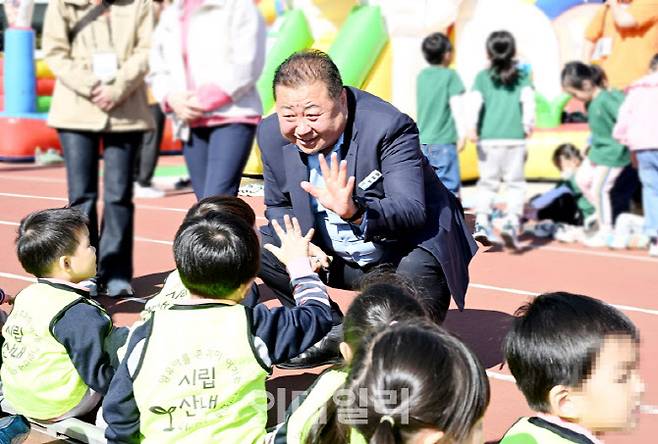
[421,143,461,195]
[637,149,658,237]
[59,130,143,284]
[184,123,256,199]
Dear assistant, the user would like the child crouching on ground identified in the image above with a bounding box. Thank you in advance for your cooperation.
[102,214,334,443]
[501,292,644,443]
[2,208,115,421]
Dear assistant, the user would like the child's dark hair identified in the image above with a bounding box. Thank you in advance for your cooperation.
[504,292,639,413]
[16,207,89,277]
[183,196,255,227]
[650,53,658,71]
[307,321,490,444]
[486,30,518,85]
[341,269,427,360]
[561,61,607,90]
[552,143,583,169]
[421,32,452,65]
[173,212,260,299]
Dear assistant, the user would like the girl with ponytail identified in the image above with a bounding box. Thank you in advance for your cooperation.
[306,321,490,444]
[271,270,429,444]
[561,61,631,247]
[468,30,535,251]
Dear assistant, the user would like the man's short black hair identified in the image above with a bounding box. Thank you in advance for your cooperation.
[173,213,260,299]
[504,292,639,412]
[273,49,343,100]
[421,32,452,65]
[16,207,90,277]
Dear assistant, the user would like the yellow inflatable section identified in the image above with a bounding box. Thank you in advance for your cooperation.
[458,126,591,181]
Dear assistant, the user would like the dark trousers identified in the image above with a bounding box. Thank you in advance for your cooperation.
[59,130,143,284]
[258,230,451,324]
[134,104,165,187]
[184,123,256,199]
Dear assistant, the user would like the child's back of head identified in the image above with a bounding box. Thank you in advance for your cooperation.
[486,30,519,85]
[421,32,452,66]
[16,207,91,279]
[308,320,490,444]
[173,212,260,300]
[504,292,643,434]
[183,195,255,227]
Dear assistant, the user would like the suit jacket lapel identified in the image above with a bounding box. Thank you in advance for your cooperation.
[283,143,315,233]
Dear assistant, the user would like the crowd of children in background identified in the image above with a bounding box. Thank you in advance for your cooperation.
[0,28,652,444]
[0,201,645,444]
[416,31,658,256]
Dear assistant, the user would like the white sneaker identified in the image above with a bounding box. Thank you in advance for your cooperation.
[134,183,165,199]
[473,223,499,246]
[554,224,583,243]
[649,239,658,257]
[582,230,612,248]
[500,222,520,251]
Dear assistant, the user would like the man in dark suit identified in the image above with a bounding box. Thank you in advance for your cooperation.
[258,50,477,367]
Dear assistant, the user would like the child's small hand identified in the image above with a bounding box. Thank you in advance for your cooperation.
[466,128,478,143]
[457,137,467,152]
[264,215,315,268]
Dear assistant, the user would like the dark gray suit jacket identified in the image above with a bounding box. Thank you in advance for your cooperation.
[257,87,477,308]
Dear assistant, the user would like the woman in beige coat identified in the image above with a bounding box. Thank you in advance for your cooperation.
[43,0,154,297]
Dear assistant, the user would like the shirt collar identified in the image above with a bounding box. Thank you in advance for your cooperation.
[536,414,603,444]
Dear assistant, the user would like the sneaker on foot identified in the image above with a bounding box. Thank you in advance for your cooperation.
[134,183,165,199]
[649,238,658,257]
[500,223,520,251]
[105,279,135,298]
[582,230,611,248]
[473,223,497,246]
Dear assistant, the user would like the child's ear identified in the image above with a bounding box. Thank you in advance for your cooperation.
[339,342,352,363]
[58,255,71,273]
[548,385,581,420]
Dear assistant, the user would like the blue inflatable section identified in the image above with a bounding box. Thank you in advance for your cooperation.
[535,0,604,20]
[3,29,37,114]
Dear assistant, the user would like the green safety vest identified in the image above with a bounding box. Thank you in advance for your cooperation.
[1,282,110,420]
[140,270,188,321]
[500,417,596,444]
[133,304,270,444]
[275,368,348,444]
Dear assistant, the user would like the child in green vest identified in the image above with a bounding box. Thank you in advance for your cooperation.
[305,320,490,444]
[271,271,428,443]
[468,30,535,250]
[561,62,631,248]
[416,32,465,196]
[103,213,334,443]
[140,195,331,320]
[501,292,644,444]
[2,208,116,421]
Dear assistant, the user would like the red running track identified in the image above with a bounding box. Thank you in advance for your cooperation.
[0,157,655,443]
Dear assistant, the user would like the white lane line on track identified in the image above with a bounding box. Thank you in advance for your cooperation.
[0,193,268,222]
[0,272,35,283]
[0,174,66,184]
[540,245,658,263]
[470,283,658,316]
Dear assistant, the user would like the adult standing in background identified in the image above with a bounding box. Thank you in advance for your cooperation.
[43,0,154,297]
[584,0,658,89]
[148,0,266,200]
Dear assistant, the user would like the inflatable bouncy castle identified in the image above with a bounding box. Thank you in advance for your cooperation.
[2,0,606,181]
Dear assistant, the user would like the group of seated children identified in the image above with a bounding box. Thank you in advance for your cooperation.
[0,199,645,443]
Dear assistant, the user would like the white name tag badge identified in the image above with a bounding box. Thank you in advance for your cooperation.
[92,52,118,82]
[358,169,382,191]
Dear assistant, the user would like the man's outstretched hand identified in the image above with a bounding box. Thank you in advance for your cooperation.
[300,153,358,220]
